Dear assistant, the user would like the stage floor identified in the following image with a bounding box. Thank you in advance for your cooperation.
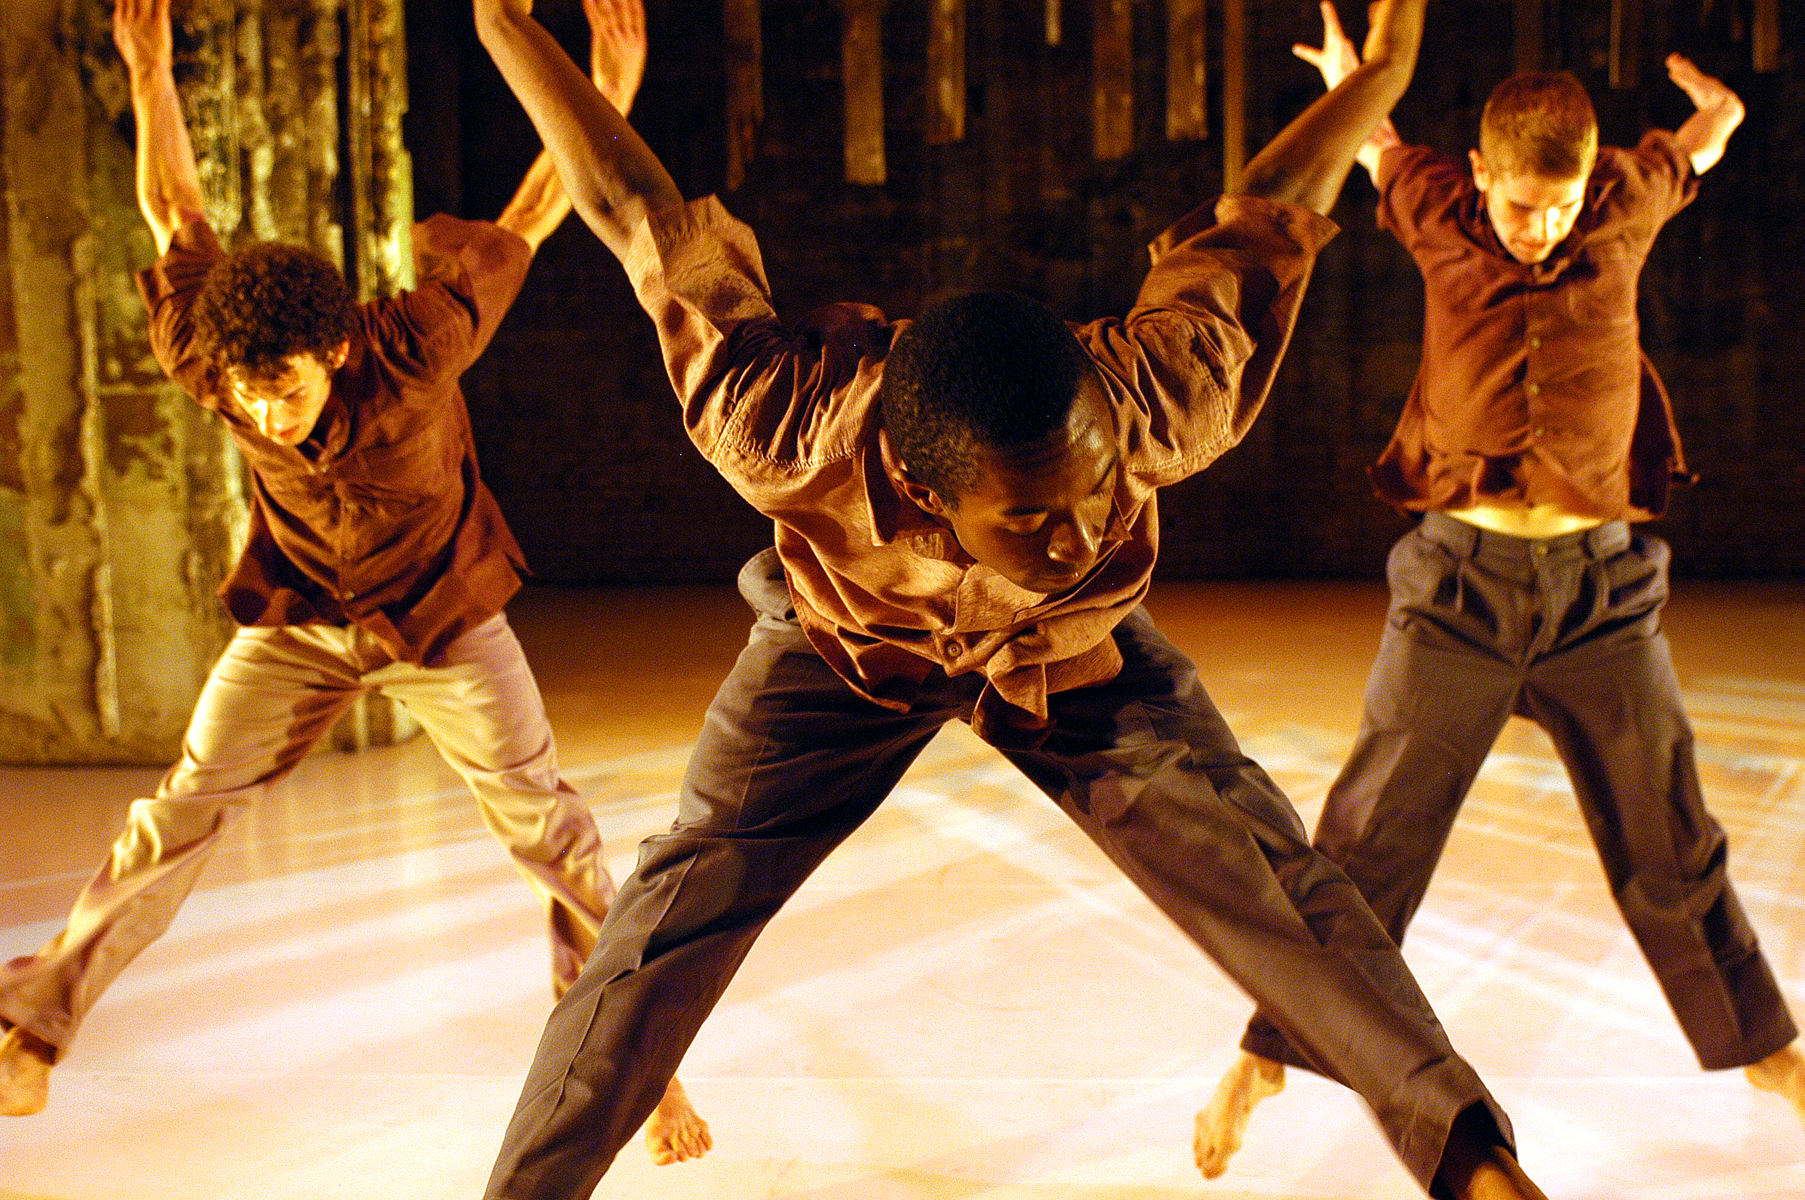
[2,579,1802,1199]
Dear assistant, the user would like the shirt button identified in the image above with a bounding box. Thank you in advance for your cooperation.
[1531,426,1547,438]
[1528,336,1542,349]
[944,638,964,659]
[1526,382,1541,396]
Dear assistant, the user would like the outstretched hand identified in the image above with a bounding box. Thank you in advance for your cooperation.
[1293,1,1361,91]
[585,0,647,112]
[1666,53,1740,118]
[1236,0,1421,212]
[1665,51,1743,175]
[113,0,173,79]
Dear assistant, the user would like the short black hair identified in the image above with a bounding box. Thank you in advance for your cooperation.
[192,241,359,376]
[879,291,1092,503]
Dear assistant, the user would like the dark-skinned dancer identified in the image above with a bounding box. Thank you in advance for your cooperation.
[474,0,1547,1196]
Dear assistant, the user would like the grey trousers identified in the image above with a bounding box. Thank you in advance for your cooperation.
[486,551,1511,1199]
[1244,512,1797,1072]
[0,612,612,1057]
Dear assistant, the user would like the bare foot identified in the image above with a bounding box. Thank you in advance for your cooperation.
[1193,1051,1284,1179]
[1746,1041,1805,1126]
[0,1026,54,1117]
[645,1075,712,1164]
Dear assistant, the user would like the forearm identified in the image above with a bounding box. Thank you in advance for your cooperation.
[1238,0,1423,213]
[494,150,574,252]
[1672,98,1743,175]
[128,66,206,254]
[474,5,680,260]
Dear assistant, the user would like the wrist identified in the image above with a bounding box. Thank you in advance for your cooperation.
[127,62,175,89]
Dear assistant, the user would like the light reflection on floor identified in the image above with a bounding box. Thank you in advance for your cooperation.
[1,579,1801,1199]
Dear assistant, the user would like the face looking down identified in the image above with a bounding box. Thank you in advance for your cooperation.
[224,341,347,445]
[1471,150,1588,265]
[903,374,1120,596]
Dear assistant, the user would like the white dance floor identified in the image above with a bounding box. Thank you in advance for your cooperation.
[2,580,1801,1199]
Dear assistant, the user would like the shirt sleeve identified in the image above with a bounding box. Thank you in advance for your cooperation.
[620,196,891,513]
[1607,130,1700,229]
[368,214,534,385]
[1079,194,1338,487]
[134,217,229,407]
[1375,143,1468,252]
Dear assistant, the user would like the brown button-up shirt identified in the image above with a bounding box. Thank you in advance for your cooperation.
[137,215,532,665]
[622,194,1336,737]
[1369,132,1698,520]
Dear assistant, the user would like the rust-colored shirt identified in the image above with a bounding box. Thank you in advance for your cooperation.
[622,194,1336,738]
[137,215,532,665]
[1370,132,1698,520]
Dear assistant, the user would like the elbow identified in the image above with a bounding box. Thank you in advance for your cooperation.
[566,192,642,262]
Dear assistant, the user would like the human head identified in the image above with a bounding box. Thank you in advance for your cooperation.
[193,242,357,444]
[1470,70,1597,264]
[880,291,1118,594]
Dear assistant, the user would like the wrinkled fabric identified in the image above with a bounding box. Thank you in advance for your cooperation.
[1244,512,1798,1073]
[136,215,532,665]
[619,194,1337,738]
[0,615,611,1057]
[1370,133,1698,520]
[485,577,1510,1200]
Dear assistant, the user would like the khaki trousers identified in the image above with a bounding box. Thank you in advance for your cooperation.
[0,613,612,1057]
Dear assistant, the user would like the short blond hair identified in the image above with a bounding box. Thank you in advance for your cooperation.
[1479,71,1598,180]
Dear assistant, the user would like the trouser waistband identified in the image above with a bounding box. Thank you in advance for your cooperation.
[1418,510,1631,562]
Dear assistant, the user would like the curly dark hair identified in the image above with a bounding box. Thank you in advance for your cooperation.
[879,291,1092,504]
[192,241,359,375]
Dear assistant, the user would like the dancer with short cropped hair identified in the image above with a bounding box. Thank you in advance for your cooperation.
[1196,2,1803,1180]
[471,0,1552,1196]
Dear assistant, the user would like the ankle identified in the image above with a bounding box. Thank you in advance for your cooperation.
[3,1025,54,1065]
[1746,1042,1805,1108]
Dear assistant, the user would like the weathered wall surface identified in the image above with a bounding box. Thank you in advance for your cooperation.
[0,0,415,763]
[419,0,1805,583]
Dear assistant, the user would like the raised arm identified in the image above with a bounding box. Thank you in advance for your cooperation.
[493,0,650,251]
[1291,0,1401,187]
[1665,53,1743,176]
[1238,0,1424,214]
[114,0,206,255]
[475,0,682,262]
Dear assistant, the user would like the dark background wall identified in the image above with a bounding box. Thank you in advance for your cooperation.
[404,0,1805,583]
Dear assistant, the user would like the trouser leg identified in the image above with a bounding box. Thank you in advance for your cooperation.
[1242,520,1520,1070]
[1003,608,1511,1194]
[1520,533,1797,1069]
[485,612,959,1200]
[372,613,612,992]
[0,625,362,1056]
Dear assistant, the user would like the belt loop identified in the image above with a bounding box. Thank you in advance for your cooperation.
[1422,511,1480,558]
[1584,520,1630,559]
